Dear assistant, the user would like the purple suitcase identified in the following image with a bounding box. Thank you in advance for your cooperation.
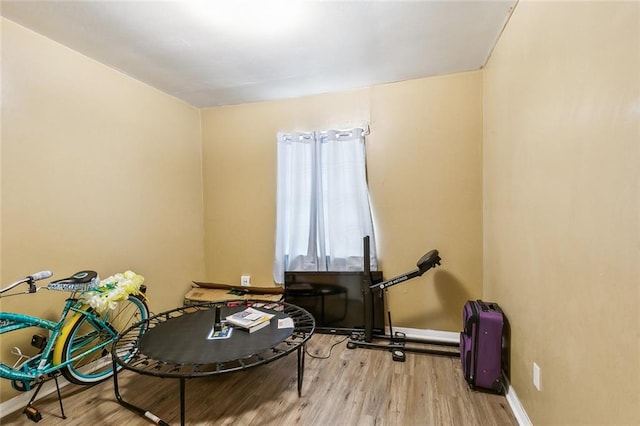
[460,300,505,394]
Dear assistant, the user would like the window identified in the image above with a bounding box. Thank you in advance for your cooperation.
[273,128,377,284]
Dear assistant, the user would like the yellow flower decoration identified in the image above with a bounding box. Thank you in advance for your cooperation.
[80,270,144,314]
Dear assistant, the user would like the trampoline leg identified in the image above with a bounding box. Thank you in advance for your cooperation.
[180,378,186,426]
[297,344,305,397]
[112,359,169,425]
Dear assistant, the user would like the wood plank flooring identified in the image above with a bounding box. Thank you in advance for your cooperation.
[1,333,517,425]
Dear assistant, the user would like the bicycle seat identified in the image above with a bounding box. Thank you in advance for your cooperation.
[47,270,100,292]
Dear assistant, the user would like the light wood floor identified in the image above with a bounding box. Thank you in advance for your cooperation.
[1,333,517,425]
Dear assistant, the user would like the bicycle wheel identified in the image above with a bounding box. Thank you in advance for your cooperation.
[59,295,148,385]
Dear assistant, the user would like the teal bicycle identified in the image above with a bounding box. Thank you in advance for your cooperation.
[0,270,149,422]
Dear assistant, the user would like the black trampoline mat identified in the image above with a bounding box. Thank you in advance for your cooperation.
[138,306,293,365]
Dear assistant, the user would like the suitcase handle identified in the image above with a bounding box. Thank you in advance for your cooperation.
[477,299,503,313]
[463,302,478,336]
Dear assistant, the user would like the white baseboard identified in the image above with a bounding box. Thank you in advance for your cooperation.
[504,378,533,426]
[0,377,71,419]
[387,326,460,344]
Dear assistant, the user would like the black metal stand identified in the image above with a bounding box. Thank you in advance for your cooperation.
[347,238,459,361]
[23,373,67,423]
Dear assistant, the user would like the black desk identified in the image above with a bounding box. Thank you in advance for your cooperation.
[111,300,315,425]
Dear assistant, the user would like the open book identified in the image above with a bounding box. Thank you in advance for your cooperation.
[225,307,275,333]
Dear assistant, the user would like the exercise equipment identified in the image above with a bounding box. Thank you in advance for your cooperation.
[111,300,315,426]
[347,237,459,361]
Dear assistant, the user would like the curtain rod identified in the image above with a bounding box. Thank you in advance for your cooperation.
[279,125,370,141]
[327,124,370,137]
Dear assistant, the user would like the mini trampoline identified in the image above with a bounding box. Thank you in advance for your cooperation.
[111,300,315,425]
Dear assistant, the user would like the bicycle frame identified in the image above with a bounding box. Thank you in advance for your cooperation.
[1,270,149,422]
[0,297,118,385]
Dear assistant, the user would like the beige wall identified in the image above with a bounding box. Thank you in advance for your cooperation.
[483,2,639,424]
[1,19,205,400]
[201,71,483,332]
[370,73,483,332]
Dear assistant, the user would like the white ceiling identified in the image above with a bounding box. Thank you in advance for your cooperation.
[1,1,517,108]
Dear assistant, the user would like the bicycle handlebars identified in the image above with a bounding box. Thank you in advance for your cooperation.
[29,271,53,281]
[0,270,53,295]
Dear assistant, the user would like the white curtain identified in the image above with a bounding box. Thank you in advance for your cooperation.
[273,128,377,284]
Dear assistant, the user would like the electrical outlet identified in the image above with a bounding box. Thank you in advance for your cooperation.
[533,362,541,391]
[241,275,251,286]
